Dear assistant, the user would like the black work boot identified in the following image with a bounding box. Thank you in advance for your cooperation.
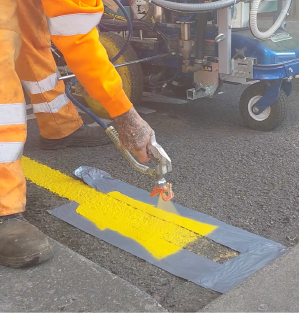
[40,124,111,150]
[0,213,53,268]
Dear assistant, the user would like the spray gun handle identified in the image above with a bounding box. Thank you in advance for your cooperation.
[106,127,174,201]
[147,135,172,176]
[105,126,155,176]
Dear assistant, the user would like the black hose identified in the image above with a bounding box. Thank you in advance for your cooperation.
[108,0,133,63]
[145,68,167,85]
[145,55,180,87]
[103,19,170,52]
[154,68,179,85]
[66,79,109,130]
[194,9,208,61]
[99,20,148,32]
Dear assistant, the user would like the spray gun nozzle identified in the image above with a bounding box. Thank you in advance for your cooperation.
[150,182,174,201]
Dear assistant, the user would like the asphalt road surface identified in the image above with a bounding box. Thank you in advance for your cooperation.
[24,79,299,312]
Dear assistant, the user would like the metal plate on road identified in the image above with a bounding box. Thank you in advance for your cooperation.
[21,156,286,293]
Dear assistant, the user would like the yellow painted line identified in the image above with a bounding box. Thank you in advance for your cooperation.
[21,156,217,259]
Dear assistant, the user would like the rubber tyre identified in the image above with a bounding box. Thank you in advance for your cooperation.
[79,32,143,119]
[239,82,287,131]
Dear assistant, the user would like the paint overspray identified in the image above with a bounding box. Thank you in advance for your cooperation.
[156,194,179,215]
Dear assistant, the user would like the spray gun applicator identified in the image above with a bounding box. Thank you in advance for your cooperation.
[57,0,173,201]
[106,126,174,201]
[147,136,174,201]
[65,80,174,202]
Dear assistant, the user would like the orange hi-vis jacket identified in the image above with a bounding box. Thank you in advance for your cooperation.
[44,0,133,118]
[0,0,132,216]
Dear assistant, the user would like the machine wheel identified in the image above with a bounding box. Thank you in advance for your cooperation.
[239,82,287,131]
[79,32,143,119]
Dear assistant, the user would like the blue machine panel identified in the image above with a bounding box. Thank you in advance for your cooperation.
[231,30,299,65]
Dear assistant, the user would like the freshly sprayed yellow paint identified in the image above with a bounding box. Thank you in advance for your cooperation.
[21,156,217,259]
[109,191,216,235]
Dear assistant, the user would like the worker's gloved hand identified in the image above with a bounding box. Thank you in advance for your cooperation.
[114,107,154,163]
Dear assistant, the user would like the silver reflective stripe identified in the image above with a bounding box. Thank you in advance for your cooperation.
[21,72,58,95]
[0,142,24,163]
[32,93,70,114]
[47,12,103,36]
[0,103,26,126]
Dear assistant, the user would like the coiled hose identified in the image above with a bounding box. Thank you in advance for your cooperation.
[145,0,242,13]
[249,0,292,40]
[105,0,133,63]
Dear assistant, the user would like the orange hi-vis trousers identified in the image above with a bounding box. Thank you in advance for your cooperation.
[0,0,132,216]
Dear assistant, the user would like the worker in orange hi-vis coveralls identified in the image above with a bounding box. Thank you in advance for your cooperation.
[0,0,155,268]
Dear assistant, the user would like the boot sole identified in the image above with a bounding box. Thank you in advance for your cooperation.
[40,138,111,150]
[0,246,54,269]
